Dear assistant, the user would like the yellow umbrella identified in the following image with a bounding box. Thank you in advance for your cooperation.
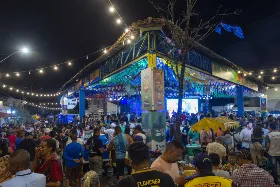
[191,117,226,132]
[215,116,240,130]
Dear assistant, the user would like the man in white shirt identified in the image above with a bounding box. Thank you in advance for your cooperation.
[240,122,253,149]
[151,140,186,186]
[104,123,116,142]
[3,149,46,187]
[266,122,280,184]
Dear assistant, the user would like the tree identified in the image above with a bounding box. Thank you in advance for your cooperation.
[149,0,240,141]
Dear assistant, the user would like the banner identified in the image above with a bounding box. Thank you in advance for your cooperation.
[211,61,258,91]
[141,68,165,110]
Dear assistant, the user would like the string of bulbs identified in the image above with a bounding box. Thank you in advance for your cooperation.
[23,101,61,110]
[238,68,280,80]
[0,83,61,97]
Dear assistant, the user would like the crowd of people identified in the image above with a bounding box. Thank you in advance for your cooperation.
[0,112,279,187]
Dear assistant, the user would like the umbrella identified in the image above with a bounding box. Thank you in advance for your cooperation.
[215,116,240,130]
[191,117,225,132]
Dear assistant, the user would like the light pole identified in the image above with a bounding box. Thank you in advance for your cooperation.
[0,47,30,64]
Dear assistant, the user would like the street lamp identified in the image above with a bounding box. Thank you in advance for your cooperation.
[0,47,30,64]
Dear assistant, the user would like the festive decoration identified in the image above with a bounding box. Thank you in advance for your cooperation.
[215,23,244,39]
[0,83,61,97]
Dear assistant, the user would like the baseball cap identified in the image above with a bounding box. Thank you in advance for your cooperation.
[111,123,116,128]
[192,152,212,171]
[44,128,51,133]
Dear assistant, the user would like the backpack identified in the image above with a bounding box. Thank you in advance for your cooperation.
[44,158,63,186]
[88,137,98,157]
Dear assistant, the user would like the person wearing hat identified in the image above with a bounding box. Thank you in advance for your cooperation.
[185,153,234,187]
[133,125,146,143]
[116,141,175,187]
[232,149,275,186]
[40,128,51,142]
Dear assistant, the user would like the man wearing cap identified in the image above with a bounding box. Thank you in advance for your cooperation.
[232,149,274,186]
[133,125,146,143]
[40,128,51,142]
[266,122,280,184]
[117,141,175,187]
[185,153,234,187]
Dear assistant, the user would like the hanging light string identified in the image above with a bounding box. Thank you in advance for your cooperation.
[23,101,60,110]
[108,0,128,27]
[0,90,60,110]
[237,68,280,80]
[0,44,115,76]
[0,83,61,97]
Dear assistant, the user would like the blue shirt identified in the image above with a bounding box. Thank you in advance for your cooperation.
[113,134,128,159]
[63,141,83,168]
[15,137,22,150]
[2,169,46,187]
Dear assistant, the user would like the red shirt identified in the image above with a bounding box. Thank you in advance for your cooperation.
[40,135,51,142]
[36,155,63,183]
[5,134,17,151]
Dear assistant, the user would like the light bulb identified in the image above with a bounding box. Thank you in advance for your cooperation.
[116,19,121,24]
[274,69,277,73]
[109,6,115,12]
[6,74,9,77]
[275,88,278,91]
[272,76,275,80]
[237,71,241,74]
[260,71,264,74]
[258,75,261,79]
[103,49,107,54]
[2,85,6,88]
[249,72,252,75]
[16,73,20,77]
[54,66,58,70]
[130,35,135,39]
[125,28,129,33]
[68,62,72,66]
[16,89,19,92]
[39,69,44,74]
[127,39,131,44]
[9,87,13,90]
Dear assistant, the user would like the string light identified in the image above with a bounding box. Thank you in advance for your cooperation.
[68,62,72,66]
[16,73,20,77]
[127,39,131,44]
[109,6,115,12]
[260,71,264,74]
[272,76,275,80]
[6,74,9,77]
[244,73,247,77]
[39,69,44,74]
[116,19,121,24]
[130,35,135,40]
[274,69,277,73]
[0,83,61,97]
[248,72,252,75]
[258,75,261,79]
[125,28,129,33]
[54,66,58,70]
[103,49,108,54]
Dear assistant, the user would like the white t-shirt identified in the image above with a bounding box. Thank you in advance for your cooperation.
[104,128,115,142]
[151,156,180,182]
[268,131,280,156]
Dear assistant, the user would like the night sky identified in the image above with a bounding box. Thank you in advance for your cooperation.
[0,0,280,104]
